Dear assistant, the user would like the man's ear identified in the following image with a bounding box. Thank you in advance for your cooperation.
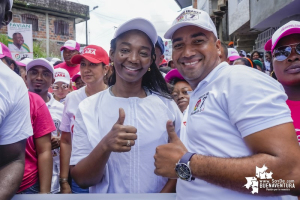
[216,39,221,57]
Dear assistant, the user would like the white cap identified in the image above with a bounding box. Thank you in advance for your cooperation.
[265,20,300,52]
[54,68,70,84]
[227,48,241,62]
[26,58,54,77]
[10,0,13,10]
[239,50,246,57]
[17,58,33,67]
[50,57,61,65]
[164,8,217,39]
[60,40,80,51]
[113,18,158,46]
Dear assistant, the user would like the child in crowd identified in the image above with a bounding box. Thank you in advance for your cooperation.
[52,68,71,104]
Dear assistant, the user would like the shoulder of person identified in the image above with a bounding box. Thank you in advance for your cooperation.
[28,91,46,109]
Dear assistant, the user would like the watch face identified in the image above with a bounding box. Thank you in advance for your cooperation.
[175,163,191,180]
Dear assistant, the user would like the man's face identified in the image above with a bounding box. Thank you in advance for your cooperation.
[26,66,54,94]
[273,34,300,86]
[0,0,12,29]
[63,48,79,65]
[155,46,164,67]
[172,25,221,89]
[13,33,24,46]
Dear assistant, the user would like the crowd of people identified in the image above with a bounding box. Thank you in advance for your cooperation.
[1,0,300,200]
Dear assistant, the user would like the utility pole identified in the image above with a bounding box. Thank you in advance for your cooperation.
[86,6,98,46]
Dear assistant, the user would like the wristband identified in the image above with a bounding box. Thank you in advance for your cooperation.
[59,178,68,183]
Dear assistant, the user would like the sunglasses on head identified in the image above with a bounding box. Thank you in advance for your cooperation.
[273,43,300,61]
[51,83,69,90]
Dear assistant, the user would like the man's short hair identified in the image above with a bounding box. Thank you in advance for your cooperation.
[221,42,228,59]
[13,32,22,37]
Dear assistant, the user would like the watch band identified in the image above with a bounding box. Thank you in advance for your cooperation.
[180,152,195,164]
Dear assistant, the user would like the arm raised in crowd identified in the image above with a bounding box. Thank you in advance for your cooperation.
[155,121,300,196]
[71,108,137,188]
[0,139,26,200]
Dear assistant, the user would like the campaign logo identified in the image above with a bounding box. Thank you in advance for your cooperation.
[84,48,96,55]
[191,92,209,115]
[244,165,295,194]
[15,54,20,59]
[55,72,66,78]
[175,10,200,23]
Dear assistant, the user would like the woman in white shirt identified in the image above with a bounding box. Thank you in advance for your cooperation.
[59,45,110,193]
[70,18,182,193]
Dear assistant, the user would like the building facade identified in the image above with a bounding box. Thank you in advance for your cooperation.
[0,0,89,57]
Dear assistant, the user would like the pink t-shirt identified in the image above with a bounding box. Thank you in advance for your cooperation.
[286,100,300,144]
[54,62,80,90]
[18,92,56,193]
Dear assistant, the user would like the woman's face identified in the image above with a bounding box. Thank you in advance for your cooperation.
[80,58,108,86]
[253,52,260,60]
[52,82,70,99]
[265,53,271,62]
[171,81,192,113]
[110,30,153,84]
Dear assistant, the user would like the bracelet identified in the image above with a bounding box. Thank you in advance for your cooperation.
[59,178,68,183]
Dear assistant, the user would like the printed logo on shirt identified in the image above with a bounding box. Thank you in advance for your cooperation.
[52,118,61,137]
[84,48,96,55]
[191,92,209,115]
[183,121,186,126]
[55,72,66,78]
[244,165,295,194]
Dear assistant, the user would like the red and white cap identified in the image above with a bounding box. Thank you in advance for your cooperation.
[72,72,81,82]
[71,45,109,65]
[164,8,217,39]
[26,58,54,77]
[113,18,158,46]
[60,40,80,51]
[265,20,300,52]
[227,48,240,62]
[54,68,70,84]
[0,42,12,59]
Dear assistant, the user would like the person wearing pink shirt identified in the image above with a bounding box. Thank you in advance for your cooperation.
[265,20,300,144]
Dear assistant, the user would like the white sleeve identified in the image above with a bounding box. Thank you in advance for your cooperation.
[221,67,292,138]
[59,95,72,132]
[70,107,93,165]
[168,99,183,137]
[0,91,33,145]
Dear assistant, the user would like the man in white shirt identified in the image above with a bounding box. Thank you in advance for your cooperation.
[154,8,300,199]
[0,1,33,199]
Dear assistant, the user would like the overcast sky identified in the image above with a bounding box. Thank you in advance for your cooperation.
[68,0,182,52]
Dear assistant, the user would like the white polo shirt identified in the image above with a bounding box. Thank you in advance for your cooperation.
[177,62,292,200]
[59,86,87,134]
[46,93,64,137]
[0,60,32,145]
[70,88,182,193]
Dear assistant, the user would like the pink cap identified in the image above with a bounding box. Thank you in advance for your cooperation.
[0,42,12,59]
[165,69,185,83]
[227,48,241,62]
[264,20,300,52]
[72,72,81,82]
[60,40,80,51]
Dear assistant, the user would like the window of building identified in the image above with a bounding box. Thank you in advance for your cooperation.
[21,14,38,31]
[54,20,69,36]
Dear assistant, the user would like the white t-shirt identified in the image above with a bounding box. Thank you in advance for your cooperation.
[59,86,87,134]
[70,88,182,193]
[8,43,29,53]
[0,60,32,145]
[46,93,64,194]
[177,62,292,200]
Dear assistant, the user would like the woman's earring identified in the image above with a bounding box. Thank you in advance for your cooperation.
[148,67,151,71]
[110,62,114,67]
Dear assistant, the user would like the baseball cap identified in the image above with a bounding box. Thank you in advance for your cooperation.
[164,8,217,39]
[54,68,70,84]
[16,58,33,67]
[72,72,81,82]
[228,41,234,46]
[239,50,246,57]
[165,69,185,83]
[227,48,241,62]
[156,36,165,54]
[50,57,61,65]
[113,18,158,46]
[26,58,54,77]
[60,40,80,51]
[265,20,300,52]
[0,42,12,59]
[71,45,109,65]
